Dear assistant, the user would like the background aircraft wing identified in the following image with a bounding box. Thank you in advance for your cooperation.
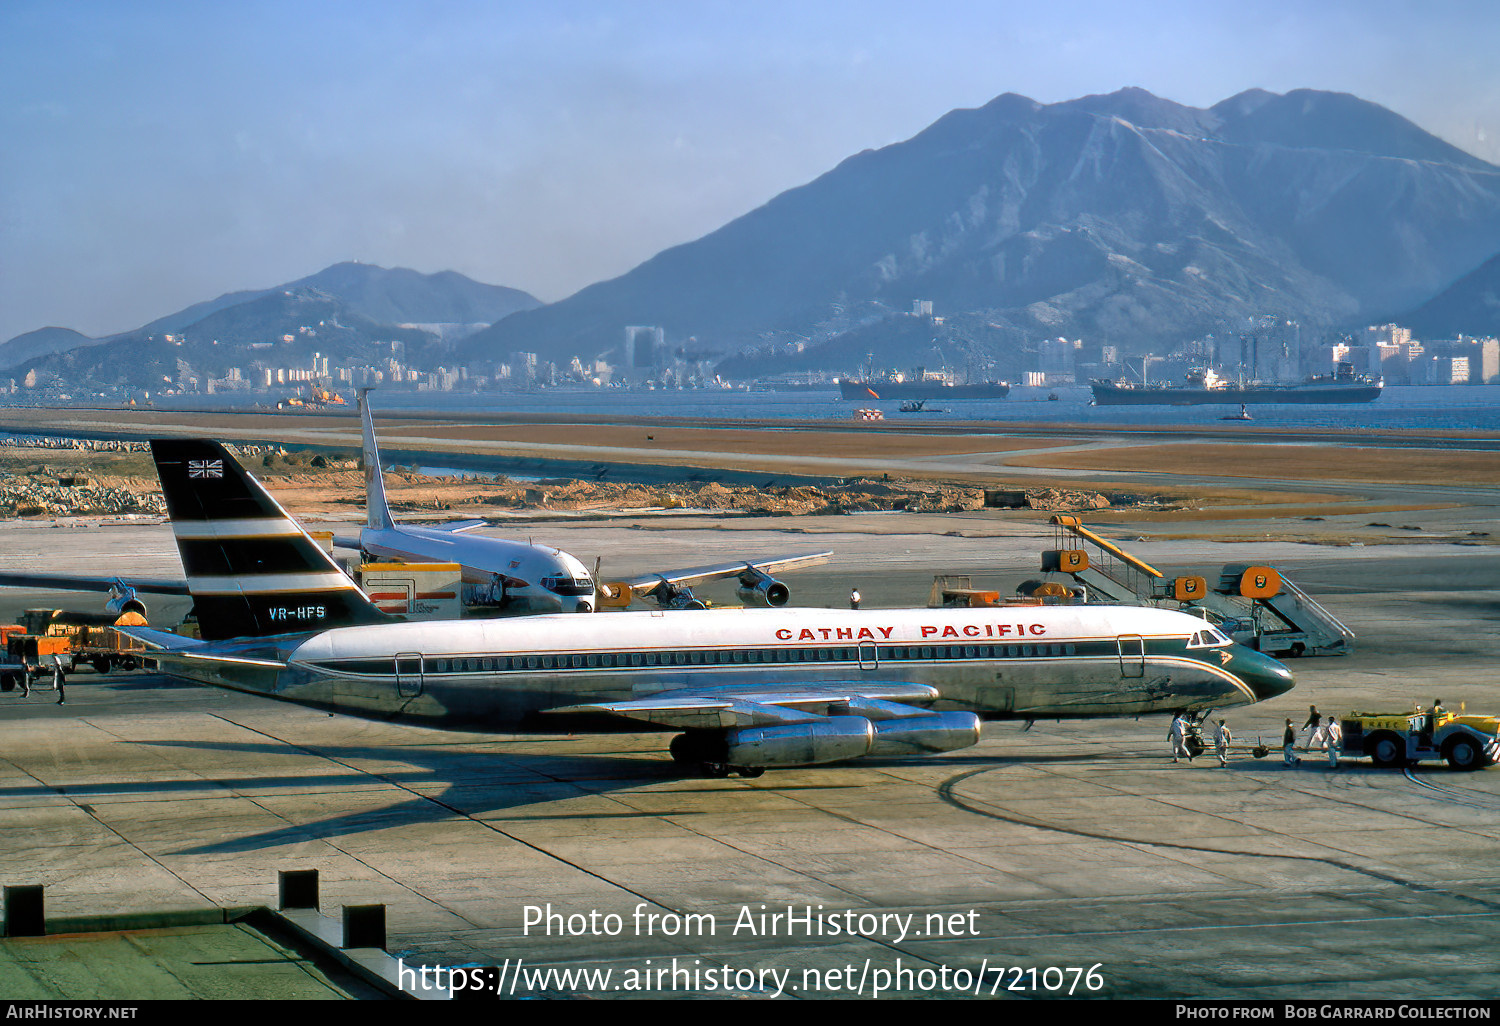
[614,551,832,591]
[429,519,487,533]
[0,572,191,596]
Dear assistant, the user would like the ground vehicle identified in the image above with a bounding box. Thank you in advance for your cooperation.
[1340,709,1500,771]
[0,610,149,690]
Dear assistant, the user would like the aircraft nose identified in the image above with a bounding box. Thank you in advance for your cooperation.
[1235,648,1296,701]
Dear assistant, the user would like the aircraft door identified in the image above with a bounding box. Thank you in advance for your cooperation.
[858,642,878,671]
[1116,635,1145,678]
[395,652,424,698]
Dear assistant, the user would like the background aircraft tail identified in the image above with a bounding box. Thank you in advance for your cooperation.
[358,388,396,532]
[150,439,394,641]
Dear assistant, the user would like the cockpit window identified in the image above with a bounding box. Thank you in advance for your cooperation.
[542,575,595,596]
[1186,628,1232,649]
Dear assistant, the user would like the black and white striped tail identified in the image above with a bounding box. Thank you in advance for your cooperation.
[151,439,393,641]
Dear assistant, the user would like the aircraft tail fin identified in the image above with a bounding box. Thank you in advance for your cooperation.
[358,388,396,532]
[150,439,395,641]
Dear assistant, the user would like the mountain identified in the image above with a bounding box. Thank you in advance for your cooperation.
[14,287,440,390]
[459,87,1500,372]
[1399,250,1500,338]
[134,262,540,337]
[1,264,540,386]
[0,327,94,369]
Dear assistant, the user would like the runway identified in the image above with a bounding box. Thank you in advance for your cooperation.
[1,514,1498,998]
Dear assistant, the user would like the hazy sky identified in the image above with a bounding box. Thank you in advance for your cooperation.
[4,0,1500,342]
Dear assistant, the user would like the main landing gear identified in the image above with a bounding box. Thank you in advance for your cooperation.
[670,733,764,778]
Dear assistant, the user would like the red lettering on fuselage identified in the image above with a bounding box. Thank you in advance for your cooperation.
[780,622,1047,644]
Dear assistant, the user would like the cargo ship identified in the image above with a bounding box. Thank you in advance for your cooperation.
[838,375,1010,401]
[1090,368,1382,406]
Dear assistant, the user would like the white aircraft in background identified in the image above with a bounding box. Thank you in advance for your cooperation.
[124,438,1297,776]
[0,394,828,620]
[331,390,831,614]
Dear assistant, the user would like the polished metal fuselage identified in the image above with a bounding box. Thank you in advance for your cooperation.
[155,605,1294,731]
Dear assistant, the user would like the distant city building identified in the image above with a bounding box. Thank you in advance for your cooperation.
[623,326,664,378]
[1364,323,1412,348]
[1036,337,1080,383]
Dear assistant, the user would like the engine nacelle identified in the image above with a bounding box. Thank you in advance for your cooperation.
[869,712,982,757]
[106,585,147,618]
[724,715,874,767]
[735,566,790,607]
[735,576,790,607]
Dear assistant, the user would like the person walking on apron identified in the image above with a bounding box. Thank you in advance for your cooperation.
[1214,719,1232,767]
[1169,713,1193,763]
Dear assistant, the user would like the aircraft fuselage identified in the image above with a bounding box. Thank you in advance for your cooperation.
[155,605,1294,732]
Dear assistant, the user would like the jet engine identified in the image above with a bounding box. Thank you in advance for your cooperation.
[723,716,875,767]
[868,713,982,756]
[648,579,707,611]
[735,566,790,607]
[106,582,147,618]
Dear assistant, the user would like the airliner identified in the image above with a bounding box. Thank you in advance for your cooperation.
[0,395,828,619]
[124,439,1296,776]
[337,390,830,613]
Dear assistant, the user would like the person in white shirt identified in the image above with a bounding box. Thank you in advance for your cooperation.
[1169,713,1193,763]
[1214,719,1232,767]
[1325,715,1342,769]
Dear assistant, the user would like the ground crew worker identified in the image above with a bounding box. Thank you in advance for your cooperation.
[849,588,861,610]
[1420,698,1445,744]
[52,656,65,706]
[1302,705,1322,748]
[1325,715,1342,769]
[19,671,29,698]
[1214,719,1232,767]
[1169,713,1192,763]
[1283,718,1300,766]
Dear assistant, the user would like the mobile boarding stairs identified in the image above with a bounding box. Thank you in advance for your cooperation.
[1035,516,1355,657]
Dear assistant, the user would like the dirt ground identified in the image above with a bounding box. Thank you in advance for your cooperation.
[1006,442,1500,486]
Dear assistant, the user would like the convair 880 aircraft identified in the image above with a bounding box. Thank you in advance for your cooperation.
[128,439,1296,777]
[335,390,830,613]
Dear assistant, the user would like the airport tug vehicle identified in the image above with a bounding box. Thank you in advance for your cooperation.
[1339,708,1500,771]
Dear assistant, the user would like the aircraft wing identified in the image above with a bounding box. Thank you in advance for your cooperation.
[430,519,487,534]
[112,625,206,652]
[0,572,191,596]
[332,519,486,553]
[613,551,832,591]
[547,681,938,730]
